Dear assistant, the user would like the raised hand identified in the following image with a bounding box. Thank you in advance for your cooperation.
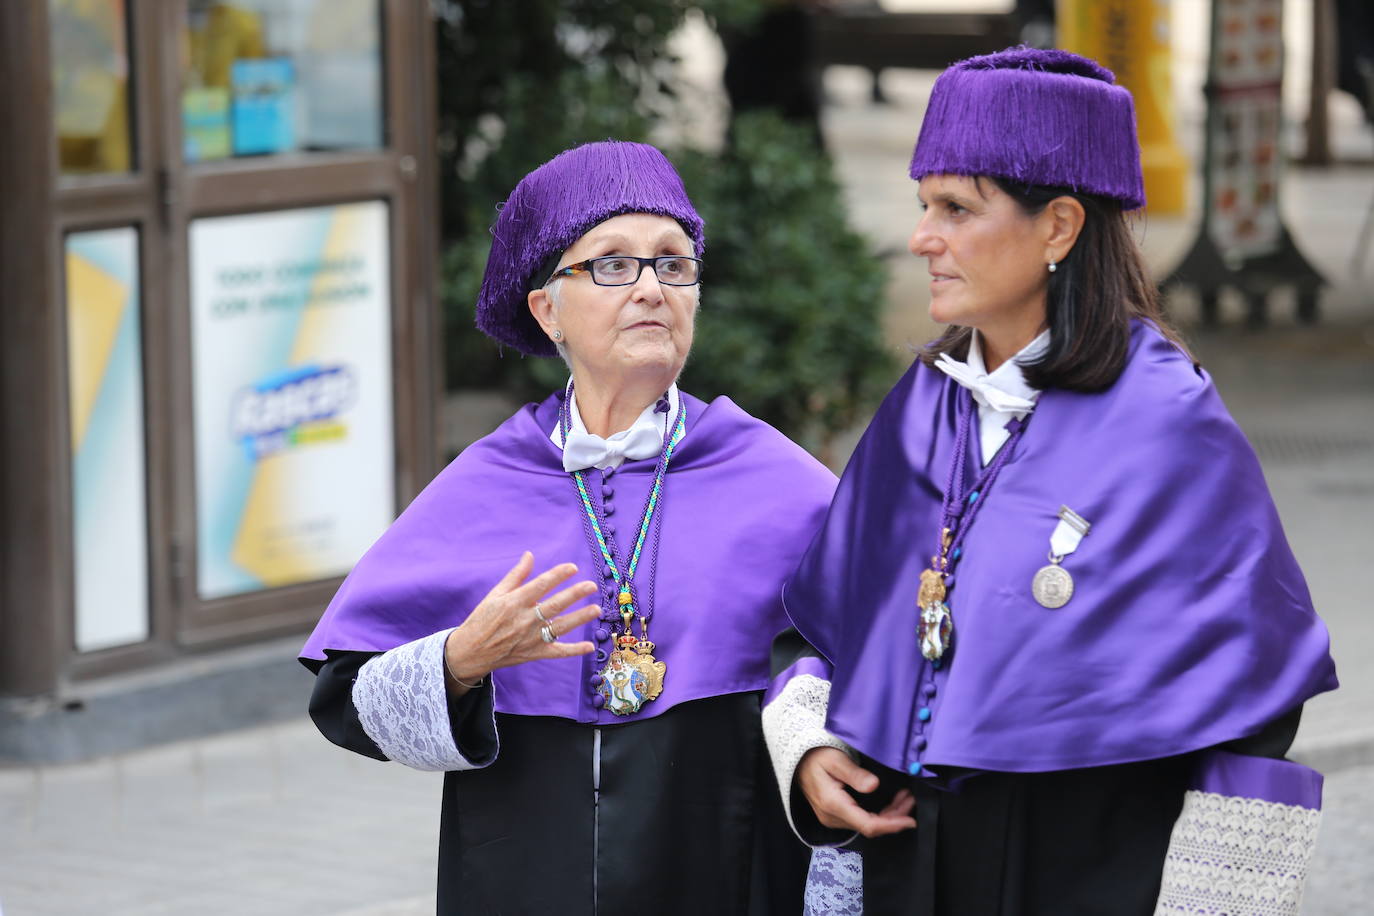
[443,552,601,693]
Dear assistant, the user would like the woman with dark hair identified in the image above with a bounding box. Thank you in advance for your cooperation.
[762,48,1337,915]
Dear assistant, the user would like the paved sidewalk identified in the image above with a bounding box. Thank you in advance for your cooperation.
[0,716,438,915]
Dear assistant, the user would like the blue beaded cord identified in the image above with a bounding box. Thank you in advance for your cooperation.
[914,388,1032,669]
[561,385,686,634]
[937,391,1029,584]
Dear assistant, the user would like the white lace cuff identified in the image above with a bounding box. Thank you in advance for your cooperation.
[804,846,864,916]
[761,672,859,846]
[353,628,498,772]
[1154,790,1322,916]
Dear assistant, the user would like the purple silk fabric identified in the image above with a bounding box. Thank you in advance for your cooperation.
[782,321,1338,774]
[301,392,836,724]
[1191,750,1324,810]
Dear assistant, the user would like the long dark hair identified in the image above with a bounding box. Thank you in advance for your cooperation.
[917,177,1192,392]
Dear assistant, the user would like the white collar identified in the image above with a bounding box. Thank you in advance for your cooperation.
[936,330,1049,414]
[549,382,682,471]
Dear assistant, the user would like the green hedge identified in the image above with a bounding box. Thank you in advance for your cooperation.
[672,114,892,451]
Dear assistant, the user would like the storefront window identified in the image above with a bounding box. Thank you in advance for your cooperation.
[65,228,150,650]
[181,0,383,163]
[189,202,394,600]
[51,0,134,175]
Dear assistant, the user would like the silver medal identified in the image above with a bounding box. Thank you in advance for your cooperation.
[1031,561,1074,608]
[1032,507,1090,609]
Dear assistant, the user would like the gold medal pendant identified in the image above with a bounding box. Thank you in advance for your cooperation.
[917,567,953,660]
[566,397,687,719]
[596,613,666,717]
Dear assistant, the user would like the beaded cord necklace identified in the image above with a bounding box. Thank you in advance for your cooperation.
[561,384,686,715]
[916,389,1031,662]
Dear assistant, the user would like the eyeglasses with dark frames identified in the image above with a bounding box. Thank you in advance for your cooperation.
[547,255,703,288]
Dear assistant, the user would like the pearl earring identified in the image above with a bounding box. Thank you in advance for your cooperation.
[1047,259,1057,273]
[552,329,563,341]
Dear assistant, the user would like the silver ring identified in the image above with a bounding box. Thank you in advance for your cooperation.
[540,623,557,644]
[533,603,551,625]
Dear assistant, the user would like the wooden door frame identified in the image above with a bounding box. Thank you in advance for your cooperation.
[0,0,439,695]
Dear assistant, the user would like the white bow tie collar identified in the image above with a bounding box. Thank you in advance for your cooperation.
[561,423,664,472]
[552,383,681,472]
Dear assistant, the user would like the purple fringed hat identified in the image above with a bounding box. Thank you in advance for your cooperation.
[909,47,1146,210]
[475,140,705,357]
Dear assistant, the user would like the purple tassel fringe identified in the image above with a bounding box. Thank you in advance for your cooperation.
[909,46,1147,210]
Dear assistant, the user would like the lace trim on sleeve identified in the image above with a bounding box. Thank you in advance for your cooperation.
[761,672,858,846]
[353,628,496,772]
[804,846,864,916]
[1154,789,1322,916]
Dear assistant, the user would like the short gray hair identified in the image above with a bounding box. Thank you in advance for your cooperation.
[544,277,571,366]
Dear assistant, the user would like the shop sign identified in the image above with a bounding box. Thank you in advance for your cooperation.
[190,201,394,600]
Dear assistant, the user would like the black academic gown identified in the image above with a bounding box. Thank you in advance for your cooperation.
[853,714,1302,916]
[769,632,1304,916]
[312,651,807,916]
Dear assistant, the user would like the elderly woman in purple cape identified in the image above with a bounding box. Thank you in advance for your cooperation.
[761,49,1338,915]
[300,141,835,915]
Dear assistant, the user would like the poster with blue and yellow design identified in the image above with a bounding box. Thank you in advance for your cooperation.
[66,227,149,651]
[190,201,394,600]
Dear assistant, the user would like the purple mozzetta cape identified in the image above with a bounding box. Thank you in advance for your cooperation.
[783,321,1337,774]
[301,391,836,724]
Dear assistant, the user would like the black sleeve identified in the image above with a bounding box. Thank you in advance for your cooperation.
[1218,704,1304,760]
[308,649,500,766]
[770,626,827,677]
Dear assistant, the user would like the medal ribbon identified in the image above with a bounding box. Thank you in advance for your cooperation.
[1048,506,1091,560]
[561,385,686,631]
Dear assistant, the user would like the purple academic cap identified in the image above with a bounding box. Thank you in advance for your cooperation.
[909,46,1147,210]
[475,140,706,357]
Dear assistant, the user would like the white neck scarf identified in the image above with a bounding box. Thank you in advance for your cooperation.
[935,331,1049,466]
[934,330,1048,414]
[550,383,681,472]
